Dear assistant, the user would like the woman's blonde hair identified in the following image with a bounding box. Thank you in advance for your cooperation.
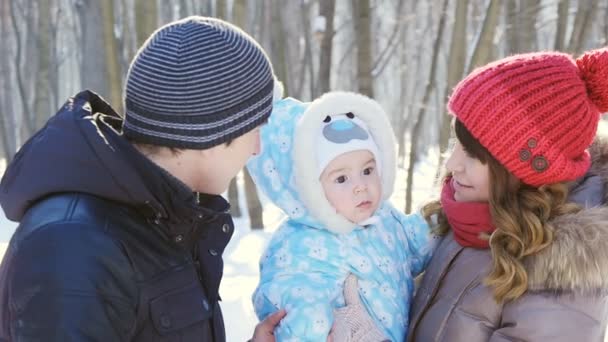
[423,119,581,303]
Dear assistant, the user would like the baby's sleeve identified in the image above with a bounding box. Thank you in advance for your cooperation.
[391,209,440,277]
[252,225,344,341]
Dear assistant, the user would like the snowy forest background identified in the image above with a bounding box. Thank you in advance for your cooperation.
[1,0,608,340]
[1,0,607,218]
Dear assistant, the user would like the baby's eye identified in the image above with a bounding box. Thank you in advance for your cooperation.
[335,175,347,184]
[363,167,374,175]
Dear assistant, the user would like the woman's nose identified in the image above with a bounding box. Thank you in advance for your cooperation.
[446,150,463,173]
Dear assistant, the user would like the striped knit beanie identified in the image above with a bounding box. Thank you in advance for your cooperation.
[448,47,608,186]
[123,16,274,149]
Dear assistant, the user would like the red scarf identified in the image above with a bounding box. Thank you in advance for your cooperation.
[440,177,496,249]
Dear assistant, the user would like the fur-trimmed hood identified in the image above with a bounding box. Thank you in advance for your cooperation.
[525,135,608,292]
[247,92,396,234]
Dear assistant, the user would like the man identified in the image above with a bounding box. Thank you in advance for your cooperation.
[0,16,281,341]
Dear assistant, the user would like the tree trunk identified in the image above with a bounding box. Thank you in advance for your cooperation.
[179,0,190,18]
[225,0,248,219]
[554,0,569,51]
[505,0,518,53]
[467,0,501,73]
[34,0,52,130]
[505,0,538,54]
[519,0,540,52]
[405,0,449,213]
[227,178,242,217]
[352,0,374,97]
[437,0,468,177]
[271,0,289,96]
[299,0,315,98]
[216,0,227,20]
[233,0,248,31]
[0,0,17,160]
[605,3,608,47]
[234,0,265,229]
[317,0,336,95]
[244,168,264,230]
[567,0,598,55]
[76,0,109,100]
[101,0,123,113]
[9,0,34,138]
[135,0,158,47]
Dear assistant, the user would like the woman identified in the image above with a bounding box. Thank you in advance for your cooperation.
[407,47,608,341]
[253,47,608,341]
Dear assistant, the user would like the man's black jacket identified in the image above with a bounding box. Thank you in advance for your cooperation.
[0,91,234,341]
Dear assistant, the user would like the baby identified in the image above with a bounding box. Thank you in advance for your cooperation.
[248,92,438,341]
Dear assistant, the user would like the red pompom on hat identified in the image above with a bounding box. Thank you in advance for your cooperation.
[577,48,608,113]
[448,47,608,186]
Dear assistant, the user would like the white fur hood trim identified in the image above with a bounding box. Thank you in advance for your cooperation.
[293,92,397,234]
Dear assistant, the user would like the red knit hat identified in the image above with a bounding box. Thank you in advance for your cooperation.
[448,47,608,186]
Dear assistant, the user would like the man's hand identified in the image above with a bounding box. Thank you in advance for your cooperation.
[250,309,287,342]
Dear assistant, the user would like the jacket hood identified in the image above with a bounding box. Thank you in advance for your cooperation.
[525,135,608,293]
[0,91,219,227]
[247,92,396,234]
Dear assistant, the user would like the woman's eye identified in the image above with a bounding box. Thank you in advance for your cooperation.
[335,176,347,184]
[363,167,374,175]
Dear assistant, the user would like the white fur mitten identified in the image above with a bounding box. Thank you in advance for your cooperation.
[330,274,389,342]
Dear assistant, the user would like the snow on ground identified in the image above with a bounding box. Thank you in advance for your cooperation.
[0,151,440,341]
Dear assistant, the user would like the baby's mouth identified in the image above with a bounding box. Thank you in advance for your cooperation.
[357,200,372,208]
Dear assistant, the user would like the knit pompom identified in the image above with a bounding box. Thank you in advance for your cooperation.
[576,47,608,113]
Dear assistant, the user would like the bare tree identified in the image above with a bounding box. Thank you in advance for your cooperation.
[233,0,248,31]
[468,0,501,72]
[318,0,336,95]
[371,0,405,78]
[226,0,249,218]
[239,0,266,229]
[244,168,264,230]
[554,0,569,51]
[0,0,17,161]
[76,0,111,103]
[226,0,247,218]
[605,2,608,46]
[405,0,449,214]
[135,0,158,46]
[298,0,315,99]
[216,0,227,19]
[101,0,123,112]
[397,1,432,164]
[505,0,540,54]
[8,0,34,138]
[437,0,469,177]
[567,0,599,54]
[271,0,289,95]
[227,180,242,217]
[352,0,374,97]
[34,0,53,130]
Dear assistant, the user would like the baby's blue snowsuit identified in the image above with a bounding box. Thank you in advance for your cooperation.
[248,93,438,341]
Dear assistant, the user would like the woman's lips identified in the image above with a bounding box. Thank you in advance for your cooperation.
[453,178,472,191]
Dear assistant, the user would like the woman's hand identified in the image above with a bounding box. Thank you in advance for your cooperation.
[250,309,286,342]
[330,274,389,342]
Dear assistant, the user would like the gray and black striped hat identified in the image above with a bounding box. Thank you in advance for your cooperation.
[123,16,274,149]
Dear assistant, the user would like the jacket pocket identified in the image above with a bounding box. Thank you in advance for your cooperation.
[149,282,213,335]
